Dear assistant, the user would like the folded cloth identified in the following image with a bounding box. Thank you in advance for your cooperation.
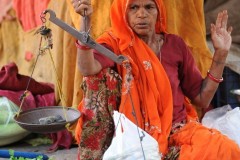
[0,62,55,110]
[0,62,54,94]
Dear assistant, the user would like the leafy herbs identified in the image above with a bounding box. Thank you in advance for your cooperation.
[9,149,44,160]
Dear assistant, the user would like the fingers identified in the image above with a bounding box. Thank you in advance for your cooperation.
[227,26,233,35]
[72,0,79,9]
[71,0,92,16]
[210,23,216,33]
[211,23,233,36]
[215,10,228,29]
[78,0,91,6]
[221,10,228,29]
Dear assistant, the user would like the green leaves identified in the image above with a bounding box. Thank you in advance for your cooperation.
[9,149,44,160]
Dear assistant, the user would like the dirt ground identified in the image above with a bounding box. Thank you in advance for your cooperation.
[0,134,78,160]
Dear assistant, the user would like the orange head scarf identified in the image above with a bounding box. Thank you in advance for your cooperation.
[96,0,173,154]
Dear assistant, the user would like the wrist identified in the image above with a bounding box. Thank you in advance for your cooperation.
[75,40,91,50]
[207,70,223,83]
[214,49,228,56]
[212,52,227,64]
[212,57,226,65]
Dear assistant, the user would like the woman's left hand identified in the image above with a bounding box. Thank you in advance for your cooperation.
[211,10,233,54]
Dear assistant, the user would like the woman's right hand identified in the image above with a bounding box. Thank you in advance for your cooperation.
[71,0,93,17]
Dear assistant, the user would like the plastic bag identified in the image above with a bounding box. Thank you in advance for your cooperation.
[0,97,19,125]
[202,105,240,147]
[201,104,232,128]
[103,111,161,160]
[0,96,30,146]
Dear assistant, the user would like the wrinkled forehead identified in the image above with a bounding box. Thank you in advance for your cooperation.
[127,0,156,5]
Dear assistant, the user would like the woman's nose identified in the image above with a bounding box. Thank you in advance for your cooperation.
[137,7,147,18]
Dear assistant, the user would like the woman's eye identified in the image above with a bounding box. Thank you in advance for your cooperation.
[129,5,138,10]
[145,5,155,10]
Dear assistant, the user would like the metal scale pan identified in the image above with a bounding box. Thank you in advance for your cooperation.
[14,106,81,133]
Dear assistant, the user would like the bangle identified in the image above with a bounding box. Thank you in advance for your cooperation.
[75,40,91,50]
[207,70,223,83]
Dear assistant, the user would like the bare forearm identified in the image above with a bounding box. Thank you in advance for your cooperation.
[76,15,102,75]
[193,50,227,108]
[193,10,233,108]
[77,48,102,76]
[71,0,101,75]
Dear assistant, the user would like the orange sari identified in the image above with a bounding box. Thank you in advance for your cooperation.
[169,121,240,160]
[76,0,173,155]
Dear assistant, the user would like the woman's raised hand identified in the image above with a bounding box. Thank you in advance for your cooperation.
[211,10,233,54]
[71,0,93,16]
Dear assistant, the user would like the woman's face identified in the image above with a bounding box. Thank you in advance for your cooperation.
[126,0,158,37]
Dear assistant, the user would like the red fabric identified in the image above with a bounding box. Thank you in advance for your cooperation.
[25,51,34,62]
[160,34,203,124]
[94,34,203,124]
[12,0,50,31]
[0,62,55,110]
[0,0,13,22]
[0,90,54,111]
[0,62,73,151]
[48,130,73,151]
[76,68,120,159]
[0,62,53,94]
[93,44,115,69]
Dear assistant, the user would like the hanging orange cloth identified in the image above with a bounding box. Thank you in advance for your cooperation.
[75,0,173,155]
[66,0,114,39]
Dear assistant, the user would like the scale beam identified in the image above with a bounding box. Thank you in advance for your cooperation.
[43,9,127,64]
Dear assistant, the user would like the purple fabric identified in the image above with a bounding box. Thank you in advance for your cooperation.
[0,62,55,110]
[160,34,203,124]
[0,62,54,94]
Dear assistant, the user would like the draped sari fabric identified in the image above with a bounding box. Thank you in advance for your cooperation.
[74,0,240,159]
[75,0,173,156]
[169,121,240,160]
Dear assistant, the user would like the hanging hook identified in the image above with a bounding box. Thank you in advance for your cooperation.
[40,11,47,25]
[34,11,53,50]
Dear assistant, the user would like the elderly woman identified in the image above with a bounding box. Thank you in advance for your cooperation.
[72,0,240,159]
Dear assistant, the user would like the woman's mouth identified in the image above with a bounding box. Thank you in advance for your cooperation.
[135,23,148,28]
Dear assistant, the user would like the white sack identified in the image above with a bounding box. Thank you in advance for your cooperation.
[202,105,240,147]
[103,111,161,160]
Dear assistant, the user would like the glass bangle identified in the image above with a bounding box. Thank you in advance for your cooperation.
[75,40,91,50]
[207,70,223,83]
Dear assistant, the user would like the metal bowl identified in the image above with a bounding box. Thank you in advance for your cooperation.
[14,106,81,133]
[230,89,240,103]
